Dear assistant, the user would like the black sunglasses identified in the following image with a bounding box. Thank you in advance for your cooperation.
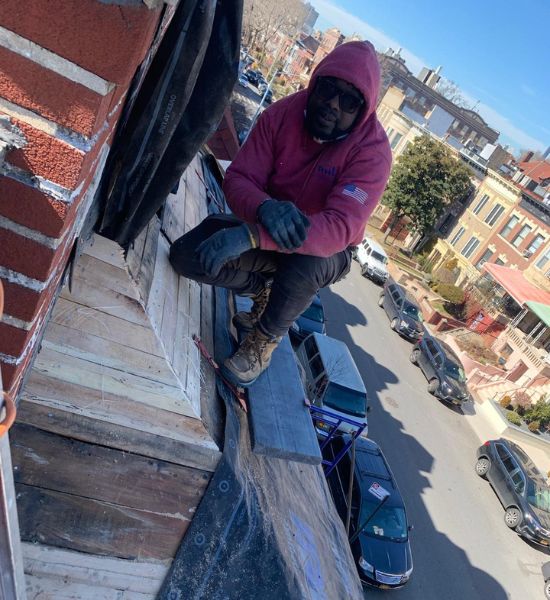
[314,77,365,113]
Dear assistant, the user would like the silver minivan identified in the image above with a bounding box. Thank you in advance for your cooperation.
[296,332,368,437]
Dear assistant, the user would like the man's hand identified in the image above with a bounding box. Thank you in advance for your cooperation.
[196,224,255,278]
[257,199,310,251]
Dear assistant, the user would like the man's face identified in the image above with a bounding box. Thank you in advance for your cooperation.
[305,76,365,140]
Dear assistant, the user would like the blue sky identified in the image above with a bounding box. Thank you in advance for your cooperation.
[308,0,549,155]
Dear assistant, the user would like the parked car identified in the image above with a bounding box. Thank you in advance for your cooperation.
[475,439,550,546]
[245,69,262,86]
[355,237,389,283]
[378,279,423,341]
[238,73,249,87]
[324,435,413,589]
[290,293,326,342]
[409,334,470,405]
[295,332,368,437]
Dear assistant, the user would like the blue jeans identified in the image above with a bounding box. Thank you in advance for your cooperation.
[169,214,352,337]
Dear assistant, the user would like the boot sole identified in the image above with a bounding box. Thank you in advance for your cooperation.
[220,364,259,388]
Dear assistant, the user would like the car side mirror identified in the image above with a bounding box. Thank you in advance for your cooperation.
[408,524,414,532]
[366,406,372,413]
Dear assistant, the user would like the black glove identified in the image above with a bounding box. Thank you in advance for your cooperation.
[196,224,255,278]
[257,199,310,251]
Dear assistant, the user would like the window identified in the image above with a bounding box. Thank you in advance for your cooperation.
[495,257,506,266]
[461,236,480,258]
[309,355,324,379]
[511,470,525,494]
[496,444,510,461]
[499,215,519,238]
[304,336,318,360]
[386,127,394,138]
[472,194,490,215]
[450,226,465,246]
[536,249,550,270]
[484,204,505,226]
[476,249,493,269]
[526,234,545,255]
[390,132,403,149]
[511,224,532,248]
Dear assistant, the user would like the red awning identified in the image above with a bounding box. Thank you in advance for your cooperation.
[482,263,550,306]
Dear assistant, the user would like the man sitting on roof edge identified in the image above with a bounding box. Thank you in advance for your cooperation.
[169,40,392,387]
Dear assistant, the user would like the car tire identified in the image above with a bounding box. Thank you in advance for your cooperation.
[409,349,420,364]
[427,378,439,395]
[544,580,550,600]
[504,506,522,529]
[378,295,384,307]
[391,318,398,330]
[475,457,490,478]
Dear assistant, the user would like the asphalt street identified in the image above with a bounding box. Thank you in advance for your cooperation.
[321,261,546,599]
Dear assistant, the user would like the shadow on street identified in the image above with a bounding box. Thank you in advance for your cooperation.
[320,285,507,599]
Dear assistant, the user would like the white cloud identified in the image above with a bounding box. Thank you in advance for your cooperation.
[310,0,427,74]
[310,0,546,152]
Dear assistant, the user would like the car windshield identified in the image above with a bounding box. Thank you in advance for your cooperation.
[527,481,550,512]
[402,303,423,322]
[371,251,387,264]
[444,361,466,382]
[302,303,324,323]
[360,499,408,541]
[324,385,366,417]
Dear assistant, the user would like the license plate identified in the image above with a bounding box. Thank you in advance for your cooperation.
[376,572,402,585]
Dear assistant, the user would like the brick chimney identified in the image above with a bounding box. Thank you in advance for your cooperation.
[520,150,535,163]
[0,1,164,397]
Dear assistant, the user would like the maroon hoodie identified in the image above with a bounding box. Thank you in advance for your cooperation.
[223,41,392,257]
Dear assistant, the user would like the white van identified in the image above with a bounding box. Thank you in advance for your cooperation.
[296,333,368,437]
[355,236,389,283]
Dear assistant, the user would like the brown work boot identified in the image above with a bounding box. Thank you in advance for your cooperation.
[222,326,282,386]
[232,283,272,332]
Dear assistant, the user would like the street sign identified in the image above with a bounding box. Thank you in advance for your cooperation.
[368,482,390,501]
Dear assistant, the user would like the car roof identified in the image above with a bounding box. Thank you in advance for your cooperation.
[426,336,463,364]
[309,333,366,393]
[343,436,403,504]
[363,237,386,256]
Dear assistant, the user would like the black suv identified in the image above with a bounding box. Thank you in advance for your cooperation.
[378,279,423,341]
[409,334,470,405]
[324,435,413,589]
[475,439,550,546]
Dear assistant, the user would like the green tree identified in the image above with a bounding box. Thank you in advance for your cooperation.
[382,135,472,243]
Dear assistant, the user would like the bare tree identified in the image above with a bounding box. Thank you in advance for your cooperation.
[436,78,472,109]
[242,0,309,55]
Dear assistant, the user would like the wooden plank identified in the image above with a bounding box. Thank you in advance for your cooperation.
[126,220,148,282]
[17,399,220,473]
[42,322,177,387]
[16,483,185,561]
[234,296,321,465]
[26,574,142,600]
[82,234,127,271]
[161,174,187,244]
[186,278,202,416]
[11,423,210,515]
[51,297,164,358]
[69,254,140,301]
[60,278,149,328]
[135,216,161,307]
[33,347,195,417]
[20,372,215,449]
[23,542,167,595]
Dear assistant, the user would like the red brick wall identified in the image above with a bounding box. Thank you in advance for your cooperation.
[0,1,163,396]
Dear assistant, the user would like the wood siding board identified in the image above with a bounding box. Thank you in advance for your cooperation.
[33,348,193,417]
[17,400,220,472]
[16,483,186,561]
[23,542,168,594]
[11,423,210,515]
[51,298,164,358]
[42,323,176,386]
[20,375,217,451]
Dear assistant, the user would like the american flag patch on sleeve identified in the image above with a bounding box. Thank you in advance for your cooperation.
[342,183,369,205]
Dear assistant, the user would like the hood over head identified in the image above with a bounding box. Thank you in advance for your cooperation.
[307,41,381,131]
